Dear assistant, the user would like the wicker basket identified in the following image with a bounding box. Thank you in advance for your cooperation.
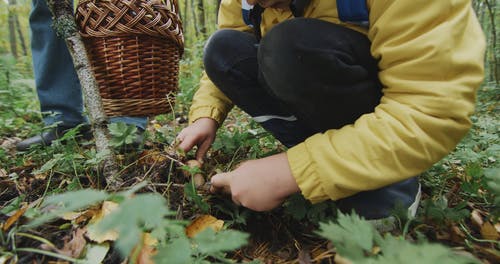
[75,0,184,117]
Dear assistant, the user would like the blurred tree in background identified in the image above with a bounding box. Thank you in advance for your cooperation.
[0,0,497,83]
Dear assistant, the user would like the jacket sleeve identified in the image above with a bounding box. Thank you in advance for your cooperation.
[189,0,252,124]
[287,0,486,203]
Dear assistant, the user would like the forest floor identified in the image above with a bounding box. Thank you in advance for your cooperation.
[0,59,499,263]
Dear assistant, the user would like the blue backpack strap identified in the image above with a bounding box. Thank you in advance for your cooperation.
[336,0,369,23]
[242,0,255,27]
[242,1,264,40]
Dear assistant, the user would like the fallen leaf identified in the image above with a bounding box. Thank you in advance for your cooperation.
[80,243,110,264]
[450,225,466,243]
[480,221,500,240]
[2,204,27,231]
[185,215,224,238]
[62,211,84,221]
[0,168,7,178]
[86,201,119,243]
[495,223,500,234]
[133,233,158,264]
[1,137,21,150]
[57,228,87,258]
[138,150,168,165]
[61,206,100,225]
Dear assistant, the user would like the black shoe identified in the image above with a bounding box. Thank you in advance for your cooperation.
[16,125,92,151]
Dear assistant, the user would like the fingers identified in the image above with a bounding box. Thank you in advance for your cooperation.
[176,134,197,153]
[195,138,212,163]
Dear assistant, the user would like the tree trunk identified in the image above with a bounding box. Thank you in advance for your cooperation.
[190,0,199,38]
[15,15,28,56]
[47,0,121,189]
[182,0,188,39]
[215,0,221,24]
[483,0,499,84]
[8,0,18,58]
[196,0,206,38]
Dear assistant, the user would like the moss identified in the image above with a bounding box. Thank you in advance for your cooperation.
[47,0,77,39]
[51,15,77,39]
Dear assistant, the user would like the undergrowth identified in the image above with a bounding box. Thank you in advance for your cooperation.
[0,43,499,263]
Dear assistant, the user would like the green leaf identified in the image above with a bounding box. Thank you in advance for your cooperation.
[316,211,375,261]
[32,154,64,174]
[184,182,209,213]
[485,167,500,206]
[27,189,109,228]
[91,193,173,256]
[284,193,308,220]
[465,163,483,179]
[375,235,480,264]
[0,195,24,215]
[108,122,137,147]
[193,228,249,255]
[154,237,193,264]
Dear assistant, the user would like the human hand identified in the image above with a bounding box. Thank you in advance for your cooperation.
[176,117,218,162]
[210,153,300,211]
[246,0,291,9]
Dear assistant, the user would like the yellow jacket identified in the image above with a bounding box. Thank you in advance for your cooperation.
[189,0,485,203]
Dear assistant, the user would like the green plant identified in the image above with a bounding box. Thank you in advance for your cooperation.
[283,193,337,224]
[421,196,470,225]
[484,167,500,217]
[108,122,138,148]
[21,184,248,262]
[184,181,210,213]
[316,211,479,263]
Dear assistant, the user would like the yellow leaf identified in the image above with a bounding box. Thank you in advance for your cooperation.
[61,211,83,221]
[132,233,158,264]
[138,150,167,165]
[2,204,27,231]
[480,221,500,240]
[185,215,224,238]
[86,201,119,243]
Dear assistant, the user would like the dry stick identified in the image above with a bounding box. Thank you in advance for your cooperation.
[47,0,121,189]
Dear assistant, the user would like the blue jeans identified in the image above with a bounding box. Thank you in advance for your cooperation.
[204,19,420,219]
[30,0,147,129]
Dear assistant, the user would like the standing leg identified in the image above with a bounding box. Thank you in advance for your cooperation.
[17,0,147,150]
[30,0,85,128]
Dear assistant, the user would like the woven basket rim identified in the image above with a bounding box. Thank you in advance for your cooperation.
[76,0,184,48]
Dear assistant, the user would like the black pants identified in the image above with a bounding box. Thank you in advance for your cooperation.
[204,18,419,219]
